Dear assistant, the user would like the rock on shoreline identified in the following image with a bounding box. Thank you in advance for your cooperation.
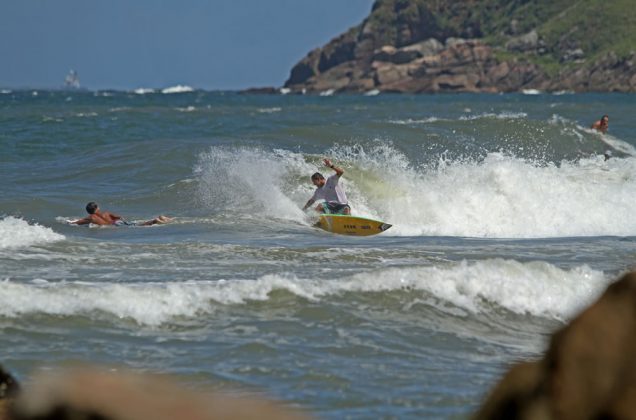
[282,0,636,94]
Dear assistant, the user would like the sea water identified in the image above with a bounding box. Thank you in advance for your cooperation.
[1,90,635,418]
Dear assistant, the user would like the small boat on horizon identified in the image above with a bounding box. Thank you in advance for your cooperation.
[63,69,81,89]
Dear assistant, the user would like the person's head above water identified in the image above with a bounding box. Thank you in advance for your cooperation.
[311,172,326,187]
[85,202,99,214]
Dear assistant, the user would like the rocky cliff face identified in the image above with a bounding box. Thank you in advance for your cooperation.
[284,0,636,93]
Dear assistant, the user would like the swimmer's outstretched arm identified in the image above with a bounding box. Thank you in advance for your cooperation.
[70,217,91,225]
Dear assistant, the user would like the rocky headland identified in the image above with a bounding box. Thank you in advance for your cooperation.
[283,0,636,93]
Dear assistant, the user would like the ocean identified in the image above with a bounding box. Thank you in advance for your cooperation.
[1,88,635,418]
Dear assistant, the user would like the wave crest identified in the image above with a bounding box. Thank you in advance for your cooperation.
[0,217,65,249]
[161,85,194,94]
[192,142,636,238]
[0,260,607,326]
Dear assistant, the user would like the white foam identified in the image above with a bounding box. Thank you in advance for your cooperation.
[0,217,65,249]
[550,115,636,156]
[325,143,636,238]
[256,107,281,114]
[133,88,155,95]
[582,129,636,156]
[389,112,526,125]
[522,89,541,95]
[195,147,312,222]
[176,106,196,112]
[321,260,608,320]
[388,117,441,125]
[0,260,608,325]
[364,89,380,96]
[195,143,636,238]
[279,88,291,95]
[161,85,194,94]
[459,112,528,121]
[108,107,130,113]
[319,89,335,96]
[1,89,11,94]
[42,116,64,123]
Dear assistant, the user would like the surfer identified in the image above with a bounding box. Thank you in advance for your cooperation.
[302,159,351,215]
[70,202,172,226]
[590,115,613,160]
[591,115,609,133]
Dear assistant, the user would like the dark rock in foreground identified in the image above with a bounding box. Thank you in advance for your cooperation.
[0,365,20,420]
[0,366,20,400]
[474,271,636,419]
[9,367,308,420]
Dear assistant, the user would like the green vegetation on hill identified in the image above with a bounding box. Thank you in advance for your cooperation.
[538,0,636,60]
[365,0,636,65]
[285,0,635,92]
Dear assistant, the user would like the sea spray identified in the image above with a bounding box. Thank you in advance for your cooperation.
[196,142,636,238]
[195,147,311,221]
[0,217,65,249]
[208,141,636,238]
[377,152,636,237]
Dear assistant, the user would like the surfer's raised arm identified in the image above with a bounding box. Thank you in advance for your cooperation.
[323,158,344,177]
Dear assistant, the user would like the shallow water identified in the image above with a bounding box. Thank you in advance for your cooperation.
[1,90,635,418]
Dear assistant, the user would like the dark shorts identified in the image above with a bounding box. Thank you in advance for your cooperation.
[322,201,351,215]
[113,220,137,227]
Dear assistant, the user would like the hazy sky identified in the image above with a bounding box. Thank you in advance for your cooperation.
[0,0,373,90]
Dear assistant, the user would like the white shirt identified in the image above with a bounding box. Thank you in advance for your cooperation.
[311,174,348,204]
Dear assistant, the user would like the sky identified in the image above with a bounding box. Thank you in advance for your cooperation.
[0,0,373,90]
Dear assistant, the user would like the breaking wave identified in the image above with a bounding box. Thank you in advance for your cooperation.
[0,217,65,249]
[0,259,607,326]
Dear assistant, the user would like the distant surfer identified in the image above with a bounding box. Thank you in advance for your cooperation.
[70,202,172,226]
[591,114,609,133]
[302,159,351,215]
[590,115,612,160]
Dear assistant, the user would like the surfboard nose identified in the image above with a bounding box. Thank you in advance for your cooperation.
[380,223,392,231]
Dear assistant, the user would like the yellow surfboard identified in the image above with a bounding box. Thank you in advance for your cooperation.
[316,214,392,236]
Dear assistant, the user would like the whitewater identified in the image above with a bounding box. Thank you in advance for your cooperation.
[1,90,635,418]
